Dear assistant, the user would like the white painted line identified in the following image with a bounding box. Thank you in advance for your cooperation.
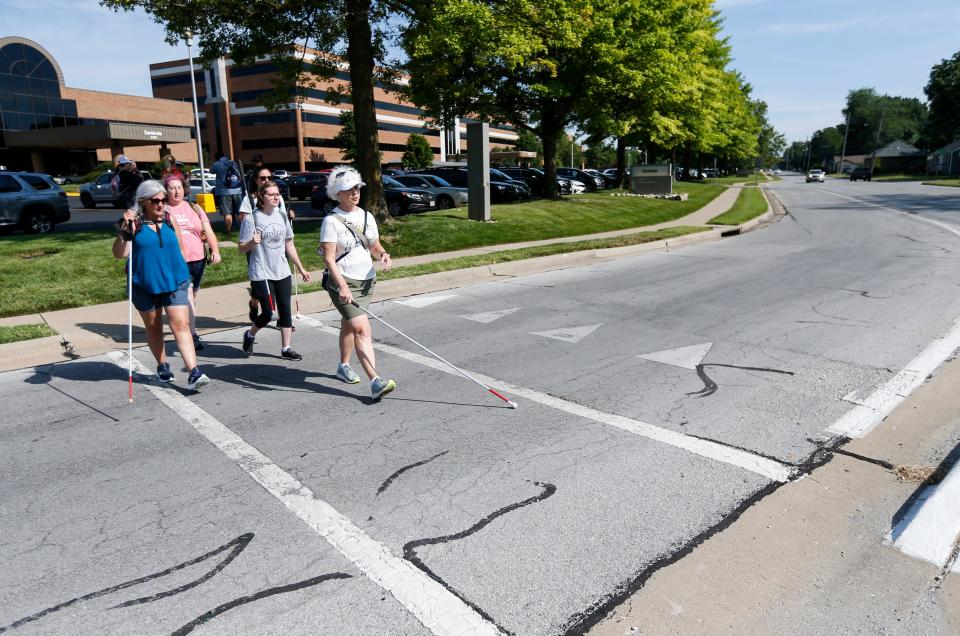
[827,315,960,438]
[888,460,960,569]
[298,317,794,482]
[105,351,501,636]
[820,190,960,239]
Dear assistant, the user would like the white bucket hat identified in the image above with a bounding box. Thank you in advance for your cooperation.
[326,166,366,200]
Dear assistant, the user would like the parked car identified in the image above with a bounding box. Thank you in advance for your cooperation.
[490,167,531,198]
[701,168,718,178]
[0,172,70,234]
[850,167,872,182]
[79,170,153,208]
[286,172,328,200]
[556,167,604,191]
[409,167,524,203]
[392,173,468,208]
[382,168,406,177]
[806,169,825,183]
[499,167,572,196]
[382,176,437,214]
[569,179,587,194]
[189,168,216,184]
[600,168,620,188]
[271,169,289,180]
[582,169,607,189]
[187,177,214,203]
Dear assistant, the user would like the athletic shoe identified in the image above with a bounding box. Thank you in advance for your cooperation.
[371,377,397,399]
[193,334,205,351]
[242,330,255,356]
[281,348,302,361]
[336,363,361,384]
[187,367,210,391]
[156,362,174,383]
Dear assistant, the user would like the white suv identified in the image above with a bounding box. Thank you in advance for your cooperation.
[806,169,825,183]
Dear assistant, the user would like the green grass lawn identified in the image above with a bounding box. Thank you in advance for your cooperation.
[708,186,768,225]
[0,183,723,318]
[0,323,57,344]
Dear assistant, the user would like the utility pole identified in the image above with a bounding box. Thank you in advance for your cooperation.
[839,109,850,174]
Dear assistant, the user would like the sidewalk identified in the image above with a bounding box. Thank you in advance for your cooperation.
[0,184,766,372]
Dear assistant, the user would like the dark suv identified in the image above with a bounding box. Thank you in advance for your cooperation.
[0,172,70,234]
[409,167,524,203]
[850,167,872,182]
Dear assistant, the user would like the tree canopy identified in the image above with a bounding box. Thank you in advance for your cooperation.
[924,50,960,149]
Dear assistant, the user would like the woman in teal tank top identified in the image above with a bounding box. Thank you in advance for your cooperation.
[113,180,210,391]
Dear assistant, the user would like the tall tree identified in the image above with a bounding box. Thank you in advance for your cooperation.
[841,88,928,154]
[923,50,960,149]
[403,0,711,198]
[101,0,402,218]
[809,126,843,168]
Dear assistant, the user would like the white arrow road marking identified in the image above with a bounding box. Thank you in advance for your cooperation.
[461,308,521,324]
[638,342,713,370]
[531,324,602,344]
[394,294,459,308]
[298,317,794,482]
[106,351,502,636]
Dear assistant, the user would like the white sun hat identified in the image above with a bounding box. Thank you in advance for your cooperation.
[326,166,366,200]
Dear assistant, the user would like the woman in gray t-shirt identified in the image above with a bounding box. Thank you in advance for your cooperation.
[238,180,311,360]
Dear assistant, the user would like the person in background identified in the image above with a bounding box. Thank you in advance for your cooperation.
[161,154,187,186]
[238,179,310,361]
[246,154,264,193]
[115,155,143,211]
[112,180,210,391]
[211,151,243,235]
[164,175,221,350]
[320,166,396,400]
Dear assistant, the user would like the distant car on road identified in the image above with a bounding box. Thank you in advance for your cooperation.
[286,173,328,200]
[0,171,70,234]
[806,169,825,183]
[850,167,872,182]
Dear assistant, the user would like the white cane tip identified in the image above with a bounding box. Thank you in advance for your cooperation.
[508,401,518,409]
[295,313,302,320]
[128,398,133,404]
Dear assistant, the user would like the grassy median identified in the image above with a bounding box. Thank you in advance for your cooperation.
[708,185,768,225]
[1,183,724,318]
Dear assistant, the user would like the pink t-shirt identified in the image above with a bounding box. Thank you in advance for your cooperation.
[167,200,205,263]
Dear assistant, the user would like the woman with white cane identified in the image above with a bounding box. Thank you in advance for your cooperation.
[238,179,310,360]
[320,166,396,399]
[113,180,209,391]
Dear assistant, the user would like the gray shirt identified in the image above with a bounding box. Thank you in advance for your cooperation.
[239,209,293,281]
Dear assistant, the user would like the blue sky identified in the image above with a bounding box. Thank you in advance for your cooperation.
[3,0,959,145]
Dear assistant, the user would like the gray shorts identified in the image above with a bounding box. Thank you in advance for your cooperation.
[326,275,376,320]
[132,279,190,312]
[216,193,242,220]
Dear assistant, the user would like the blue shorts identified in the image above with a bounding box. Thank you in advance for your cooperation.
[187,259,206,292]
[132,279,191,312]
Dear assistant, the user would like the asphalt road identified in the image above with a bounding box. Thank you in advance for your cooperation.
[2,176,960,634]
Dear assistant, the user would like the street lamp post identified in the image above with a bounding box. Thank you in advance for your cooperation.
[185,31,208,195]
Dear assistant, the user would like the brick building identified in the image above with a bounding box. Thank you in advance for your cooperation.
[0,36,196,175]
[149,48,518,171]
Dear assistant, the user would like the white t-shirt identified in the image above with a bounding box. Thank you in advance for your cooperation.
[320,207,378,281]
[239,209,293,281]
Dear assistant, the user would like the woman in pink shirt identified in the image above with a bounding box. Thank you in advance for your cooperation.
[164,175,221,349]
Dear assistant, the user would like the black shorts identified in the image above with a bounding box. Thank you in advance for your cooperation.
[186,259,206,291]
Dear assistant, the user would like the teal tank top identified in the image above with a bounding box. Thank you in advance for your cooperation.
[131,221,189,294]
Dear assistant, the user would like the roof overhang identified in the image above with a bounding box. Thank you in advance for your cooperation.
[5,121,192,149]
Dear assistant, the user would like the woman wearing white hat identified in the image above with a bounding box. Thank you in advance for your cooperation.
[320,166,396,399]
